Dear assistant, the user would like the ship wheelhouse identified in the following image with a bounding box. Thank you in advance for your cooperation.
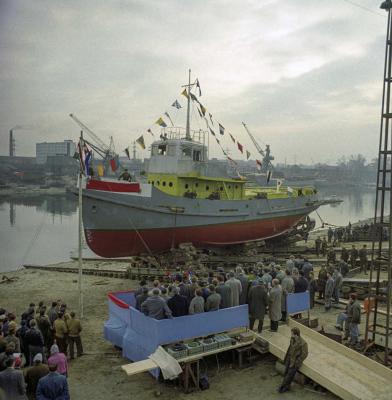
[146,127,246,200]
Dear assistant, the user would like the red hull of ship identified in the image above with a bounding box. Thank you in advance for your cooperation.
[85,214,304,257]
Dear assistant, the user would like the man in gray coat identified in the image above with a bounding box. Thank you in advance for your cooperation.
[141,289,173,319]
[189,289,205,314]
[324,272,335,311]
[225,271,242,306]
[281,270,295,322]
[205,285,221,312]
[269,279,282,332]
[248,281,268,333]
[0,356,28,400]
[216,276,233,308]
[236,266,249,305]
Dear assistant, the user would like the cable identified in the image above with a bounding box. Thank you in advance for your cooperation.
[340,0,385,17]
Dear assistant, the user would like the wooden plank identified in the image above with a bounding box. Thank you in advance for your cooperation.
[258,320,392,400]
[121,338,255,376]
[122,359,158,376]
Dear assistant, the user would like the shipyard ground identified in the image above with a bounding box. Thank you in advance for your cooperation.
[0,267,366,400]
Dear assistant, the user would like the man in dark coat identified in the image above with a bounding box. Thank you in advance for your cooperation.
[215,276,232,308]
[24,320,45,366]
[36,310,52,352]
[167,287,188,317]
[294,271,308,293]
[36,363,69,400]
[135,288,149,311]
[348,293,361,346]
[25,353,49,400]
[205,285,221,312]
[278,327,308,393]
[359,244,368,274]
[321,237,328,257]
[248,281,268,333]
[0,356,28,399]
[317,265,328,299]
[350,245,358,269]
[341,247,349,263]
[315,237,321,257]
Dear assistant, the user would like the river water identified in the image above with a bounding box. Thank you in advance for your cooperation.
[0,187,382,272]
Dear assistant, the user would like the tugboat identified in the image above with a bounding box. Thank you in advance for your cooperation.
[81,73,327,258]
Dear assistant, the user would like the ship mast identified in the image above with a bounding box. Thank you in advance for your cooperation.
[182,69,195,141]
[186,69,191,140]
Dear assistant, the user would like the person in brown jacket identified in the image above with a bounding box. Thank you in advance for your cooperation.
[278,327,308,393]
[24,353,49,400]
[67,312,83,359]
[53,313,68,355]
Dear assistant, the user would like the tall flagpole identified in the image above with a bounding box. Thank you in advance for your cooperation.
[78,130,84,318]
[185,68,191,140]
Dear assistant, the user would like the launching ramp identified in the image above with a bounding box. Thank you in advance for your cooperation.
[258,319,392,400]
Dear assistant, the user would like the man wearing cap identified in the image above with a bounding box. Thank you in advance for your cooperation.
[278,327,308,393]
[25,353,49,400]
[0,355,28,399]
[36,363,69,400]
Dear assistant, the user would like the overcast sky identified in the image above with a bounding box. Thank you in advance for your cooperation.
[0,0,388,164]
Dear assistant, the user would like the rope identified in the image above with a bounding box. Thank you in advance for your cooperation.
[17,210,47,270]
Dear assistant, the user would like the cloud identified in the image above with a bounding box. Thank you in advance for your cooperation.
[0,0,387,165]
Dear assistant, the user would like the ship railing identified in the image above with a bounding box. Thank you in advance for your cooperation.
[161,127,207,143]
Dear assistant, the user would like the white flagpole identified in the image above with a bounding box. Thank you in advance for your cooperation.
[78,130,84,318]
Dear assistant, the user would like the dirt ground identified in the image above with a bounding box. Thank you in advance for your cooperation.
[0,268,347,400]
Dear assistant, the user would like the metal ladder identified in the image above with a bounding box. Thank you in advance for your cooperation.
[364,0,392,366]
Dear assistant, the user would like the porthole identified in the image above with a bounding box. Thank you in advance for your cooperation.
[157,181,160,186]
[228,185,231,189]
[162,181,166,186]
[235,185,238,189]
[206,185,209,191]
[152,181,155,185]
[169,182,173,187]
[220,187,223,191]
[195,183,199,188]
[185,184,189,189]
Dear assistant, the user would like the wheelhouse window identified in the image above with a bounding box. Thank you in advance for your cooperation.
[193,150,201,161]
[158,144,167,155]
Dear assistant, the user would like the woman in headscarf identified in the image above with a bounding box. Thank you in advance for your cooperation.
[48,344,68,377]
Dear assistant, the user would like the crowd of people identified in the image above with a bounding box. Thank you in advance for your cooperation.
[0,299,83,400]
[135,254,361,346]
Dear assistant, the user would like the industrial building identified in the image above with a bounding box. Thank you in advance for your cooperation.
[36,140,76,164]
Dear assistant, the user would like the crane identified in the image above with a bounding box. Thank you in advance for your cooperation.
[242,122,274,172]
[69,113,116,158]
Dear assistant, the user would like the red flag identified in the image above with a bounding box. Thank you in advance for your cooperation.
[110,158,118,171]
[237,141,243,154]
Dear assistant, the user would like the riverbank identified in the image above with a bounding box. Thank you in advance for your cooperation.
[0,267,342,400]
